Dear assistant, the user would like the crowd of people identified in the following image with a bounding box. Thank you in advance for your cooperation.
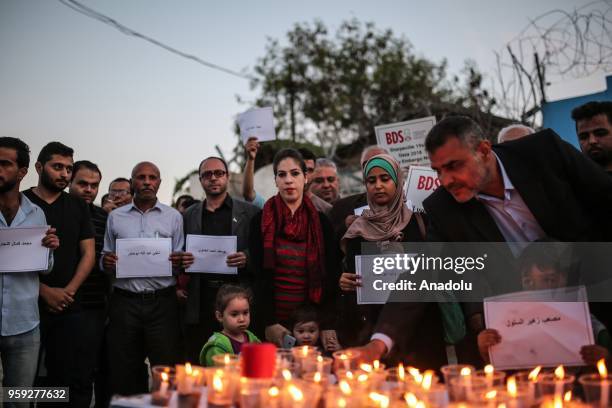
[0,100,610,406]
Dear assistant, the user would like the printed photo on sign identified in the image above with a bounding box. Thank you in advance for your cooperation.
[116,238,172,279]
[404,165,440,212]
[0,226,50,273]
[484,286,593,370]
[186,234,238,275]
[374,116,436,168]
[238,106,276,144]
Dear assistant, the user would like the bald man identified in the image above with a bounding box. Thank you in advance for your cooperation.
[101,162,185,396]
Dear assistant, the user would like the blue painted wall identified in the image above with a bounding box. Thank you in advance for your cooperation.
[542,75,612,148]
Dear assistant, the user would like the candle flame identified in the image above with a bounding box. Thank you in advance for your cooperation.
[373,360,380,370]
[422,370,433,390]
[161,372,168,382]
[564,391,572,402]
[369,392,389,408]
[224,354,230,364]
[268,386,279,397]
[554,365,565,380]
[398,363,405,381]
[528,366,542,381]
[338,398,347,408]
[282,369,292,381]
[598,358,608,377]
[339,353,347,360]
[317,355,323,362]
[484,364,494,375]
[415,402,425,408]
[185,362,192,375]
[212,374,223,392]
[486,390,497,400]
[507,376,517,397]
[358,374,369,383]
[498,404,507,408]
[460,367,471,376]
[554,395,563,408]
[408,367,420,377]
[302,345,308,357]
[346,371,354,380]
[339,380,352,395]
[404,393,418,407]
[314,372,322,383]
[288,385,303,402]
[360,363,373,373]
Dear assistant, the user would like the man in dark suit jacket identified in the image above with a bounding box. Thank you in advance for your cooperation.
[350,116,612,367]
[180,157,259,363]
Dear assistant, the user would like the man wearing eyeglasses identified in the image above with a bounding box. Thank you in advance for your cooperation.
[102,177,133,213]
[310,158,341,204]
[180,156,259,363]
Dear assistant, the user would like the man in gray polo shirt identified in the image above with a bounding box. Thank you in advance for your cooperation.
[101,161,185,396]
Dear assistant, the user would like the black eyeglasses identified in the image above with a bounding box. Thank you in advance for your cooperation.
[200,170,227,180]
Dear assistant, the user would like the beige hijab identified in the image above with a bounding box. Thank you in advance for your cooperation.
[342,153,413,247]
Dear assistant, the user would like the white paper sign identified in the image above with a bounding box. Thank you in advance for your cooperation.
[374,116,436,168]
[354,205,370,216]
[116,238,172,278]
[484,286,594,370]
[238,107,276,144]
[186,234,237,275]
[404,165,440,212]
[0,226,49,272]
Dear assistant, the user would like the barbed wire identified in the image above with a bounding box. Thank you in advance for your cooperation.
[493,0,612,123]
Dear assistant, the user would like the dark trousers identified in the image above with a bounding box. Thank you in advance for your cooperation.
[38,308,106,408]
[183,285,221,364]
[107,288,182,396]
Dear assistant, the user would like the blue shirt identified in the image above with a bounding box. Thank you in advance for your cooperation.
[477,153,546,253]
[102,200,184,293]
[0,194,53,336]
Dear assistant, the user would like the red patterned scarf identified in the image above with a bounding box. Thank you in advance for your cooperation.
[262,194,325,303]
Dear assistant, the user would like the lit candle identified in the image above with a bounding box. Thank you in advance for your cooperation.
[554,365,565,400]
[528,366,541,403]
[314,372,322,384]
[184,362,194,394]
[373,360,380,371]
[340,353,349,371]
[317,355,324,373]
[160,372,169,395]
[507,376,518,408]
[484,364,494,388]
[598,358,609,407]
[422,370,434,391]
[460,367,473,401]
[339,380,352,396]
[282,369,292,382]
[405,392,419,407]
[368,392,389,408]
[266,386,280,408]
[398,363,405,382]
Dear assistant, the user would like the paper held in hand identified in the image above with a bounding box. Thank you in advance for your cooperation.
[374,116,436,168]
[0,225,49,273]
[484,286,594,370]
[116,238,172,278]
[186,234,237,275]
[238,106,276,144]
[404,165,440,212]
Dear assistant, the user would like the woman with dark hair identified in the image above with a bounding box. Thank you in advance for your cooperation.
[337,153,428,348]
[249,148,341,350]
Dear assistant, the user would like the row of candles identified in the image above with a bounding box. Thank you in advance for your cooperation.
[148,344,612,407]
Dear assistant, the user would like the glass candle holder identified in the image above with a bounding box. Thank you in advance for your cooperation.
[301,355,333,375]
[449,376,488,402]
[302,371,332,389]
[239,377,273,408]
[205,367,239,408]
[280,379,323,408]
[440,364,476,386]
[324,384,367,407]
[420,383,450,408]
[333,350,362,371]
[151,367,174,406]
[175,363,205,396]
[537,373,576,399]
[579,373,612,406]
[475,369,507,389]
[212,353,241,371]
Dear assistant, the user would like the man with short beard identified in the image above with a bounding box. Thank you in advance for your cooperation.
[310,158,341,204]
[23,142,96,406]
[180,156,259,363]
[0,137,58,392]
[101,161,185,395]
[572,101,612,175]
[68,160,110,407]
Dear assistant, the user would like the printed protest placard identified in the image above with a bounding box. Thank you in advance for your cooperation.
[374,116,436,168]
[0,226,49,272]
[185,234,237,274]
[116,238,172,278]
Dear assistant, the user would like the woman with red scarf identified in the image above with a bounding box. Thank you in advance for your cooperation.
[248,148,341,350]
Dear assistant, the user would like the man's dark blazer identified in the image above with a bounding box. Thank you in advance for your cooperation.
[182,196,260,325]
[423,129,612,243]
[373,129,612,368]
